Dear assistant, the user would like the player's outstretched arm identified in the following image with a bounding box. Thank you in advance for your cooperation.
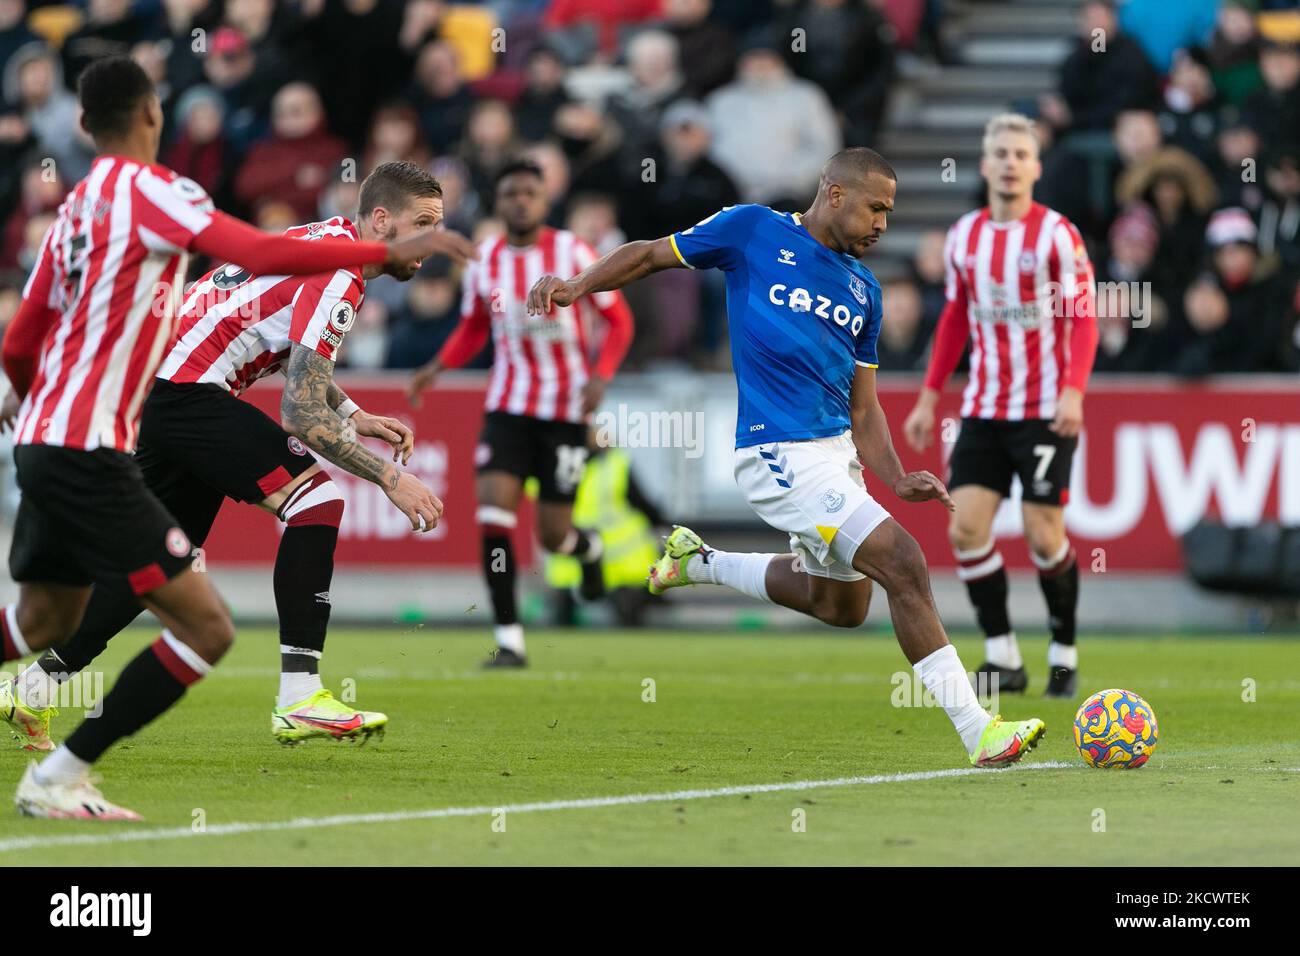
[281,343,441,532]
[527,237,681,314]
[192,212,476,278]
[850,365,954,512]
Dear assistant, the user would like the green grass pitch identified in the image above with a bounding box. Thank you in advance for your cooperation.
[2,627,1297,865]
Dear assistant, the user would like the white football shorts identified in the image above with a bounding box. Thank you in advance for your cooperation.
[734,430,892,582]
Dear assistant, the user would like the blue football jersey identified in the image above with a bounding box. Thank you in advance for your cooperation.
[670,204,883,448]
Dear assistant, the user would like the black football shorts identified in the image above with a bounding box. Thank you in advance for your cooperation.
[947,416,1077,506]
[475,411,589,503]
[10,444,194,596]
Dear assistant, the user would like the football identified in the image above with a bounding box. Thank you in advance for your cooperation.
[1074,689,1160,769]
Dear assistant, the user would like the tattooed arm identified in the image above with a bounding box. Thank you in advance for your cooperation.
[280,344,443,531]
[281,343,397,488]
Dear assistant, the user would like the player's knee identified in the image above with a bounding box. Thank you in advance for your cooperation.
[883,531,931,596]
[815,602,866,628]
[947,517,986,553]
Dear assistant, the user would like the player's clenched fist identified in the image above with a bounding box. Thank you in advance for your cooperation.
[386,472,443,532]
[527,275,579,314]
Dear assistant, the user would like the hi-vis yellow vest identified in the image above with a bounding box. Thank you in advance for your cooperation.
[545,450,658,590]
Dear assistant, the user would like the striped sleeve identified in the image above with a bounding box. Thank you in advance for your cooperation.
[134,168,216,254]
[288,269,365,362]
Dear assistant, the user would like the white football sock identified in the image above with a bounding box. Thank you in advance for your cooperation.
[278,672,323,708]
[18,661,61,711]
[984,632,1022,669]
[914,644,992,754]
[1048,641,1078,669]
[34,745,92,786]
[687,550,775,603]
[494,623,525,655]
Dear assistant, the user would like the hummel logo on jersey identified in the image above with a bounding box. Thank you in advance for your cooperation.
[778,248,797,265]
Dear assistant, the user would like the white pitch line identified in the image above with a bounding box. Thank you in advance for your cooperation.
[0,761,1075,853]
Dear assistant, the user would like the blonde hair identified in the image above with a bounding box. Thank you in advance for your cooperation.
[982,113,1040,157]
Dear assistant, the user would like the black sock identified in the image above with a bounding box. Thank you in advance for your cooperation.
[482,531,517,625]
[964,567,1013,642]
[40,576,145,677]
[64,635,205,764]
[567,529,601,562]
[275,524,337,674]
[1039,553,1079,648]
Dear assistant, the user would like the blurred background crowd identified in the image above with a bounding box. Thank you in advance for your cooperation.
[0,0,1297,378]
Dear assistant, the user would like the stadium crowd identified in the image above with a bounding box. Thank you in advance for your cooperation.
[0,0,1296,376]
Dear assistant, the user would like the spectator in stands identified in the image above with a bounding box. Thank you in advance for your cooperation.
[1118,0,1218,75]
[0,106,34,224]
[607,30,686,166]
[777,0,895,146]
[1105,108,1164,222]
[201,25,287,156]
[233,81,348,221]
[362,101,432,172]
[522,140,574,223]
[910,229,948,332]
[634,99,739,240]
[876,279,932,372]
[1240,37,1300,150]
[295,0,412,148]
[384,258,464,370]
[406,40,473,154]
[430,155,481,237]
[159,0,219,116]
[459,99,523,211]
[567,191,627,256]
[1025,103,1095,234]
[61,0,162,89]
[3,43,93,182]
[1041,0,1160,134]
[0,162,60,269]
[1158,46,1221,166]
[551,100,628,202]
[1258,145,1300,271]
[131,40,178,140]
[1209,2,1264,106]
[163,85,231,207]
[706,39,841,206]
[0,1,37,83]
[664,0,735,98]
[1212,109,1264,209]
[1116,146,1219,296]
[1173,207,1298,374]
[514,45,572,143]
[1102,202,1161,284]
[1093,276,1172,372]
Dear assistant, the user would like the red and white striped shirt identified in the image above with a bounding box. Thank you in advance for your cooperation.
[924,202,1098,421]
[437,228,633,423]
[12,156,215,451]
[159,217,365,395]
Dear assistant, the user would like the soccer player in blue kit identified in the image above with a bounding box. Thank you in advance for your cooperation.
[528,148,1045,766]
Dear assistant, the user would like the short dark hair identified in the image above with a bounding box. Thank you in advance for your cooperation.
[493,158,544,192]
[77,55,155,141]
[358,161,443,218]
[822,147,897,191]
